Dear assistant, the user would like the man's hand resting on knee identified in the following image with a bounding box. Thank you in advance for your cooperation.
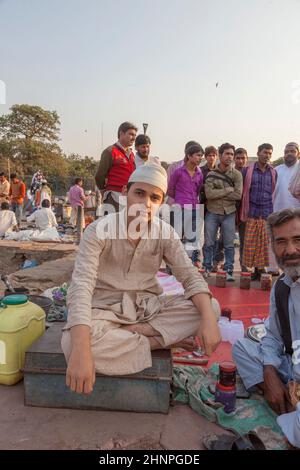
[66,325,95,394]
[192,293,221,356]
[263,365,293,415]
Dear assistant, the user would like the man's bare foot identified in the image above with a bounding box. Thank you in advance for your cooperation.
[171,337,197,351]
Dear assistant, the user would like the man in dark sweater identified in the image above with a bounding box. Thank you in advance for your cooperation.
[95,122,138,213]
[201,146,224,272]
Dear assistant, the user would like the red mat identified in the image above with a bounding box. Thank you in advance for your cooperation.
[174,286,270,368]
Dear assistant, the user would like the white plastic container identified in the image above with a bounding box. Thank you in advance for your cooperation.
[229,320,245,345]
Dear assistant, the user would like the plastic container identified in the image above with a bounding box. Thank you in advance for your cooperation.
[63,205,72,220]
[218,316,230,324]
[216,271,226,288]
[240,272,251,290]
[215,383,236,413]
[229,320,245,345]
[5,287,30,297]
[0,294,45,385]
[219,321,232,342]
[28,295,53,319]
[219,361,237,387]
[261,274,272,291]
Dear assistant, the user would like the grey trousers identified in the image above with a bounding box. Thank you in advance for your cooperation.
[232,338,294,390]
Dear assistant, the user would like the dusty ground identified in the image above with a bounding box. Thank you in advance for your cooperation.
[0,240,76,275]
[0,381,231,450]
[0,242,265,450]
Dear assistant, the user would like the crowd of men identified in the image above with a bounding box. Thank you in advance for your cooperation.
[1,121,300,445]
[63,124,300,448]
[2,122,300,278]
[94,121,300,282]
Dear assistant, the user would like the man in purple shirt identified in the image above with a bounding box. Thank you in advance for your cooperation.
[167,143,204,266]
[68,178,86,242]
[166,140,200,206]
[240,144,277,280]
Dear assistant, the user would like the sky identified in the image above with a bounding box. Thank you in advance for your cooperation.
[1,0,300,162]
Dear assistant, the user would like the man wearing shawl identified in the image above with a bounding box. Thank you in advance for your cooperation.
[240,143,277,280]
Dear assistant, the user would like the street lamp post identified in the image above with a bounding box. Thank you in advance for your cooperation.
[143,123,148,135]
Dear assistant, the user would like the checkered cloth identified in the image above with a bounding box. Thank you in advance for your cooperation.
[242,218,269,269]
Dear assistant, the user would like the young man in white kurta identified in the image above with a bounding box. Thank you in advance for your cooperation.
[62,164,221,394]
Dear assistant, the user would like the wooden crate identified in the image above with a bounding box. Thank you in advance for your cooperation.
[23,323,172,413]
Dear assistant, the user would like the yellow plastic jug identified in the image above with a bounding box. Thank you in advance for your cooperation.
[0,294,45,385]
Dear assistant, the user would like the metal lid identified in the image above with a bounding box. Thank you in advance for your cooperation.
[216,382,236,391]
[2,294,28,305]
[219,361,237,372]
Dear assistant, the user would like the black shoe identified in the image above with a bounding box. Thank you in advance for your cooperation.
[251,268,266,281]
[251,269,260,281]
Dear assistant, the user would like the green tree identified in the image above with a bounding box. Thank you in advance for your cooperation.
[0,104,65,178]
[66,153,98,178]
[0,104,60,142]
[272,157,284,167]
[0,104,97,193]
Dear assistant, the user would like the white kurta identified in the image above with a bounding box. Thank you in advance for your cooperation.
[62,211,215,375]
[273,162,300,212]
[0,210,17,236]
[27,208,57,231]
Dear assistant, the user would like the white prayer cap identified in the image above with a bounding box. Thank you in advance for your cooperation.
[128,164,168,194]
[285,142,299,151]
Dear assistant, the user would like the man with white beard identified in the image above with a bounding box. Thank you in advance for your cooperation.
[233,208,300,436]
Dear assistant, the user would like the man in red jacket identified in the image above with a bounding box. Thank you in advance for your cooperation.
[95,122,137,213]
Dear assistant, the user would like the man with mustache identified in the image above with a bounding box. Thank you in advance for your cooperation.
[233,208,300,418]
[62,164,221,394]
[95,122,137,213]
[203,143,243,281]
[240,143,277,280]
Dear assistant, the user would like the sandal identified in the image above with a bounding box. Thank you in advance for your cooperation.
[203,432,266,450]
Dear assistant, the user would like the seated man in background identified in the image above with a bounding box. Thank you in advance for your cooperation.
[0,201,18,237]
[62,164,221,394]
[27,199,57,231]
[233,208,300,417]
